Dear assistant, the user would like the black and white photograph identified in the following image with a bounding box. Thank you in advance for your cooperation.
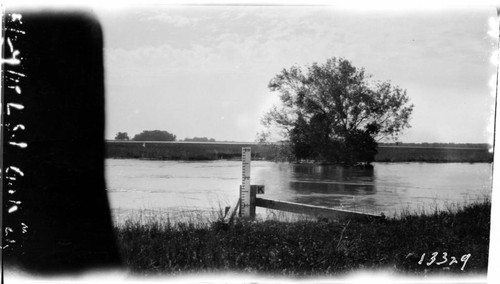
[1,1,498,283]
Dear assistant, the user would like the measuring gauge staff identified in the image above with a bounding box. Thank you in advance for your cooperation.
[240,147,251,217]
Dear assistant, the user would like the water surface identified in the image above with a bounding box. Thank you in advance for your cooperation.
[105,159,492,222]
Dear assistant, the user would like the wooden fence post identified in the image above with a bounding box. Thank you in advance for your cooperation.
[250,185,257,218]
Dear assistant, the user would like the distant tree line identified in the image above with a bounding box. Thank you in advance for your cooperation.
[115,132,130,140]
[184,137,216,142]
[114,131,219,143]
[114,130,176,141]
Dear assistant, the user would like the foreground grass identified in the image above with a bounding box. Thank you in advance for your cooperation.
[115,200,490,277]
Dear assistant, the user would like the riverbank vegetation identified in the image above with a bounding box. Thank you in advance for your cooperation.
[105,141,493,163]
[115,199,490,276]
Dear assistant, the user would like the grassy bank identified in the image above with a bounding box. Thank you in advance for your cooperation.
[105,141,493,163]
[375,146,492,163]
[115,200,490,277]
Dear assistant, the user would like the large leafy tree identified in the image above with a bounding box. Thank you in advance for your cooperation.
[262,57,414,165]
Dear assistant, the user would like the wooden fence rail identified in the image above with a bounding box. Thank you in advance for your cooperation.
[255,198,382,220]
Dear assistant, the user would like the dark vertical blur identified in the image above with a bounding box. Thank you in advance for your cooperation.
[2,10,122,274]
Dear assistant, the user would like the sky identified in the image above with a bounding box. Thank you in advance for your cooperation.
[94,5,498,143]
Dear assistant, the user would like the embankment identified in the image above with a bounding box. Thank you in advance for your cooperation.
[105,141,273,160]
[105,141,493,163]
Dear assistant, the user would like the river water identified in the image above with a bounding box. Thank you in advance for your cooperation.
[105,159,492,222]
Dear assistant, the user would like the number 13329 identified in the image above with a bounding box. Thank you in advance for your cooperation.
[418,252,471,271]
